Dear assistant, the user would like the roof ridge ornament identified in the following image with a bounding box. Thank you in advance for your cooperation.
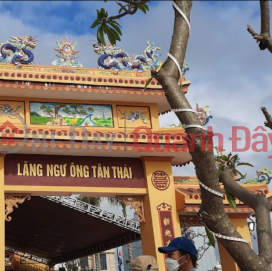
[52,36,83,68]
[93,40,161,71]
[0,36,37,65]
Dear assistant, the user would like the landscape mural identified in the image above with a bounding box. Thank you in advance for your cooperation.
[30,102,113,127]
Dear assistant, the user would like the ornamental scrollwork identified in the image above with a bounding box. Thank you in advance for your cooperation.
[157,202,172,211]
[5,195,31,222]
[117,196,145,223]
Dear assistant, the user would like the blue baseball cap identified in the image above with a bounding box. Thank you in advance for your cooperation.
[158,237,197,256]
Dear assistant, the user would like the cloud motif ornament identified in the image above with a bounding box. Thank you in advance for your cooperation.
[52,36,83,68]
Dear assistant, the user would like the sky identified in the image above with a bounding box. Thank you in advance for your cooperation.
[0,0,271,263]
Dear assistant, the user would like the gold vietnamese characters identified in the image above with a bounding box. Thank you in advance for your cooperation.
[17,162,133,179]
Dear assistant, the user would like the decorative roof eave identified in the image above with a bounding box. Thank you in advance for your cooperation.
[175,183,269,213]
[159,109,172,116]
[173,160,192,167]
[0,126,188,146]
[0,138,188,152]
[0,63,191,91]
[0,139,192,166]
[0,125,186,136]
[0,80,165,96]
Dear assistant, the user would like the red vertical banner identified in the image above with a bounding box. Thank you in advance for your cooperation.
[157,202,176,247]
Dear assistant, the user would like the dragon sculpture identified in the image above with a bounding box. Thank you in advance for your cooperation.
[93,41,161,71]
[0,36,37,65]
[243,166,272,185]
[169,104,212,128]
[196,103,213,125]
[52,36,83,68]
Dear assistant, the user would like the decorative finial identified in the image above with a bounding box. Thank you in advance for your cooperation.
[52,37,83,68]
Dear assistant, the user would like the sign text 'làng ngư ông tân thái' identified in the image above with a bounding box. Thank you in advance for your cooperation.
[17,162,133,179]
[4,154,146,188]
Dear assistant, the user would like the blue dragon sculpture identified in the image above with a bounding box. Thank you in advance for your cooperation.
[0,36,37,65]
[93,41,161,71]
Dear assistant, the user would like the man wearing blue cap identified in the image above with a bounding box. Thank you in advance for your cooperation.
[158,237,198,271]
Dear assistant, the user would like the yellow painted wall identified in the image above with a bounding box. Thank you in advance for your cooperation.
[140,157,181,271]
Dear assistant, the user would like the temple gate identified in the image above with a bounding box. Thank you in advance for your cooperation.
[0,36,270,271]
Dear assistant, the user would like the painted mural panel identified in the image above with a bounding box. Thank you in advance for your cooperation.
[30,102,113,127]
[0,101,25,124]
[117,106,151,128]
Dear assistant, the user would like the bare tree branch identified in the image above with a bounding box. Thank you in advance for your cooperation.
[103,0,149,23]
[220,168,272,262]
[247,0,272,53]
[116,2,129,13]
[261,107,272,129]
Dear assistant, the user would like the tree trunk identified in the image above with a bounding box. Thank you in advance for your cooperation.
[54,105,66,119]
